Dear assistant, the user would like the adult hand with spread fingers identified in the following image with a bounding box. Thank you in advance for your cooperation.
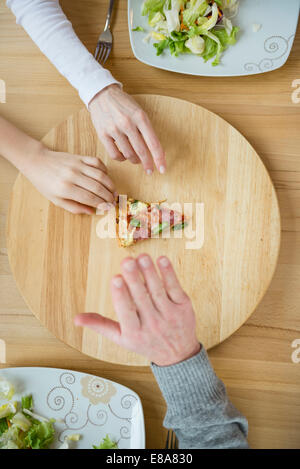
[74,254,200,366]
[74,254,249,450]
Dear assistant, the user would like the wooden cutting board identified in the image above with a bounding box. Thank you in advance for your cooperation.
[6,95,280,366]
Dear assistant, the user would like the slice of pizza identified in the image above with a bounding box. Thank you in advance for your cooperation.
[116,196,187,248]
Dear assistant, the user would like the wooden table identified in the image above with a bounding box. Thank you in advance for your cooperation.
[0,0,300,449]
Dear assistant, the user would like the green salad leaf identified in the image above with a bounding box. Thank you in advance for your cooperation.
[0,424,25,449]
[142,0,166,16]
[132,26,145,32]
[21,394,33,411]
[182,0,208,27]
[24,420,55,449]
[202,26,239,65]
[93,434,118,449]
[0,418,8,436]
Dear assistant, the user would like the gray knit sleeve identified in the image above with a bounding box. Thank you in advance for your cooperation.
[151,345,249,449]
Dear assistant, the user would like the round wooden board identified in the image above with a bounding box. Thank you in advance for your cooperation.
[6,95,281,366]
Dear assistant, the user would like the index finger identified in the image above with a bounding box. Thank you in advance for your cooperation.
[110,275,140,332]
[81,156,107,173]
[137,114,166,174]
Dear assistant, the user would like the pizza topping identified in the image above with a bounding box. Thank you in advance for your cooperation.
[151,221,170,236]
[116,196,187,247]
[172,220,187,230]
[129,218,141,227]
[128,199,148,216]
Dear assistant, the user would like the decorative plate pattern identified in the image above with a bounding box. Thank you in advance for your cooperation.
[128,0,299,77]
[244,34,296,73]
[0,367,145,449]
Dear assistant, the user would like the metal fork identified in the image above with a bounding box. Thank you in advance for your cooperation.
[165,430,178,449]
[94,0,115,64]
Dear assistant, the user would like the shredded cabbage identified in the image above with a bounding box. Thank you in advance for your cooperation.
[139,0,240,65]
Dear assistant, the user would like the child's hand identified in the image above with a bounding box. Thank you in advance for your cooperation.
[24,147,115,214]
[74,255,200,366]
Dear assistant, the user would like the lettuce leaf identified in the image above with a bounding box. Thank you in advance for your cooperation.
[132,26,145,32]
[154,38,170,55]
[93,435,118,449]
[142,0,166,16]
[188,24,239,65]
[0,424,25,449]
[21,394,33,411]
[182,0,208,27]
[0,418,8,436]
[24,420,55,449]
[213,25,239,47]
[154,30,190,56]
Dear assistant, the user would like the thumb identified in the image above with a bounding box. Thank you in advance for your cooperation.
[74,313,122,345]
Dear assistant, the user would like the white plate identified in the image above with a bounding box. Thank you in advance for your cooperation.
[0,367,145,449]
[128,0,300,76]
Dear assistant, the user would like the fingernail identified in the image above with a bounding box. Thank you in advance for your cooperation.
[124,259,136,272]
[159,257,169,267]
[113,191,118,198]
[74,315,83,326]
[112,276,123,288]
[97,202,113,213]
[139,255,150,268]
[146,169,153,176]
[159,165,166,174]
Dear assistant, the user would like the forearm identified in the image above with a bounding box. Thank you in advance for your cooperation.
[0,116,43,173]
[6,0,121,106]
[151,345,249,449]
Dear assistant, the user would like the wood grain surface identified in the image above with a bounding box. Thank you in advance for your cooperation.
[6,96,281,365]
[1,0,300,448]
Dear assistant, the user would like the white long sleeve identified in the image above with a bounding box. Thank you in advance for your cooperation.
[7,0,122,106]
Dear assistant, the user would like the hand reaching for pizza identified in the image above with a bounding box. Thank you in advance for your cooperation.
[88,85,166,175]
[74,255,200,366]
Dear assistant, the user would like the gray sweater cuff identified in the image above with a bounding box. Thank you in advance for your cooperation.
[151,345,226,419]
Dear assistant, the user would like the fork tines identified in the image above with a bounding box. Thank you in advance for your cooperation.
[165,429,178,449]
[94,42,112,65]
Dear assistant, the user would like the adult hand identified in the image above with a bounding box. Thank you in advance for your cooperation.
[23,146,115,214]
[74,255,200,366]
[88,85,166,175]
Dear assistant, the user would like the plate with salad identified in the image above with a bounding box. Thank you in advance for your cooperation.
[128,0,300,76]
[0,367,145,449]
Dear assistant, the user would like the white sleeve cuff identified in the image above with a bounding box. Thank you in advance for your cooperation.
[77,60,123,108]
